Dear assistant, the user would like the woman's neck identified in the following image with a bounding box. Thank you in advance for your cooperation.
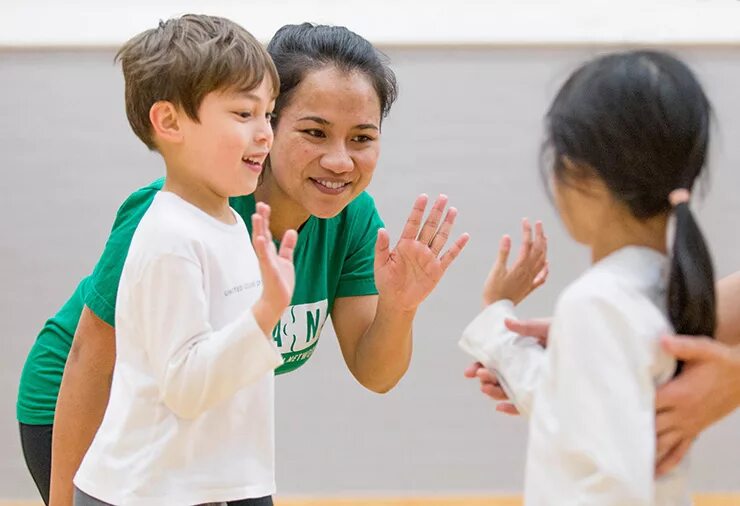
[591,212,669,264]
[253,172,312,238]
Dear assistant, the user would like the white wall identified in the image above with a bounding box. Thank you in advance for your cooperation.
[2,0,740,47]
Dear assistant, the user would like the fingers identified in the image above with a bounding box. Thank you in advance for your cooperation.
[254,230,280,273]
[514,218,533,265]
[429,207,457,256]
[532,221,547,264]
[417,194,448,245]
[255,202,272,242]
[481,381,509,402]
[477,368,510,401]
[655,381,679,412]
[374,228,391,271]
[532,262,549,289]
[251,213,265,247]
[439,233,470,271]
[464,362,484,378]
[656,437,692,477]
[278,229,298,262]
[504,317,551,340]
[660,334,722,362]
[656,429,684,467]
[655,409,677,436]
[252,234,268,262]
[494,235,512,270]
[399,194,429,240]
[495,403,521,416]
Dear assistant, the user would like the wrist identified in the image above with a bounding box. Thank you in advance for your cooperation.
[377,294,417,319]
[483,292,508,306]
[252,299,282,336]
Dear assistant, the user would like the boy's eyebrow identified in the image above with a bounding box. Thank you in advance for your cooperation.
[241,92,262,101]
[298,116,379,131]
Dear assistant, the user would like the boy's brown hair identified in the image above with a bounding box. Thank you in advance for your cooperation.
[116,14,279,150]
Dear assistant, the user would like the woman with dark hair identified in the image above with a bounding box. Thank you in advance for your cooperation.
[460,50,715,504]
[17,23,469,506]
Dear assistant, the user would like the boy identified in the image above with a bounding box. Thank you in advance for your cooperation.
[72,14,295,505]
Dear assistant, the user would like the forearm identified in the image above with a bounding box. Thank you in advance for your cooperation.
[157,310,282,419]
[49,355,112,506]
[350,296,415,393]
[716,272,740,346]
[459,300,546,416]
[725,345,740,410]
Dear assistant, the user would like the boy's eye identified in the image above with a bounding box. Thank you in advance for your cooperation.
[235,112,251,119]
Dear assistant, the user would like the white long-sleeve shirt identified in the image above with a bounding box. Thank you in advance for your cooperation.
[460,246,691,505]
[75,191,283,506]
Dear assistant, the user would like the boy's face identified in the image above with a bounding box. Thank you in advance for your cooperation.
[179,78,275,197]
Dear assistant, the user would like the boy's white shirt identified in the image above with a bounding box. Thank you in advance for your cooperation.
[75,191,283,506]
[460,246,691,506]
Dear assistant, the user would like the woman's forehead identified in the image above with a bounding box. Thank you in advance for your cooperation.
[286,67,381,119]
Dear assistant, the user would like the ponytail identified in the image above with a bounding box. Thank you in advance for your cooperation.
[668,194,716,372]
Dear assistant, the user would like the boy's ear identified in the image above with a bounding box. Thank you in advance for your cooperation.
[149,101,183,144]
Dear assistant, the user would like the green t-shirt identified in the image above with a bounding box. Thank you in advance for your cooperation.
[17,178,383,425]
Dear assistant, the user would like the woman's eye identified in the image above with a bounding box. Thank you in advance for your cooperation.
[303,129,326,138]
[235,111,252,119]
[266,112,276,121]
[352,135,374,143]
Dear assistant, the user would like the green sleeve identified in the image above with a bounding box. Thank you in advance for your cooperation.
[335,192,385,298]
[84,179,163,326]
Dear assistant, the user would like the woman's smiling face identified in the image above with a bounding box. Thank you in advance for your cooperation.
[267,65,382,219]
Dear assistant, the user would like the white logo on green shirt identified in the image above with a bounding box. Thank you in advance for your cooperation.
[271,300,329,354]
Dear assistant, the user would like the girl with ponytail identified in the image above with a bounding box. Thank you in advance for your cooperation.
[460,50,714,505]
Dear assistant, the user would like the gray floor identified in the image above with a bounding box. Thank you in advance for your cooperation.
[2,46,739,499]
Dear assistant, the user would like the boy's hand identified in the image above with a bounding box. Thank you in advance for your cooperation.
[483,219,548,306]
[251,202,297,335]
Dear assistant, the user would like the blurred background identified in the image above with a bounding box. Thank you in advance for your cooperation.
[2,0,739,503]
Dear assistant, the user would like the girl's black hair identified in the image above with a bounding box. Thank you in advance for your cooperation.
[544,51,715,352]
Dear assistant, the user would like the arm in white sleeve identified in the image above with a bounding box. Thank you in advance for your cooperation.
[134,254,283,420]
[552,293,656,505]
[459,300,546,417]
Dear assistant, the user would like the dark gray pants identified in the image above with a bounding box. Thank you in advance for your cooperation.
[74,487,273,506]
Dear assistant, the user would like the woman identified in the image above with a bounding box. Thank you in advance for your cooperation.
[16,23,469,506]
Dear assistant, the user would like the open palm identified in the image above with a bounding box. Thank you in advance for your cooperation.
[252,202,296,310]
[375,194,469,312]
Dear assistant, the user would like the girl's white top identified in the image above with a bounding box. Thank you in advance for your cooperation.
[460,246,691,506]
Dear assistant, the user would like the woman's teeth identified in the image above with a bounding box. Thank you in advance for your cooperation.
[314,179,348,189]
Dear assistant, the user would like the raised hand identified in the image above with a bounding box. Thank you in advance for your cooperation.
[251,202,297,333]
[374,194,469,312]
[483,219,548,306]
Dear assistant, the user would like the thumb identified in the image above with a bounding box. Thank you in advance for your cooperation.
[660,334,719,362]
[505,318,550,340]
[494,235,512,271]
[374,228,391,271]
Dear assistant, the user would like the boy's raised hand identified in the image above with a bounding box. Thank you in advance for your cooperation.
[251,202,297,335]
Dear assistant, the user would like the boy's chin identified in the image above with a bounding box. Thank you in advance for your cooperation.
[230,180,259,197]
